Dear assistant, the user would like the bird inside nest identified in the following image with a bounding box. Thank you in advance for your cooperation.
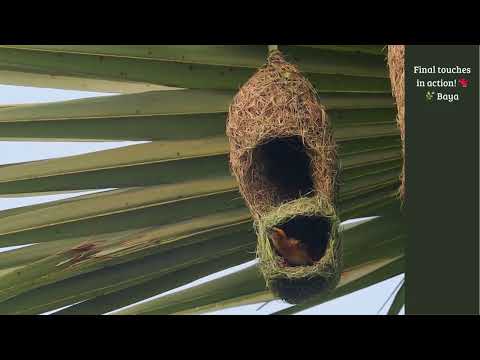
[267,216,331,267]
[268,227,315,267]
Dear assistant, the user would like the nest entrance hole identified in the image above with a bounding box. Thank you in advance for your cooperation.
[276,215,331,263]
[253,136,314,204]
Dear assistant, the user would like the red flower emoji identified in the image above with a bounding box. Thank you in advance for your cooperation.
[459,78,469,88]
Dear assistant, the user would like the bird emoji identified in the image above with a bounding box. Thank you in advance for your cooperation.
[268,227,314,266]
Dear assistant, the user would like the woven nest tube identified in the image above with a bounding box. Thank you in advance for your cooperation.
[226,51,342,304]
[387,45,405,201]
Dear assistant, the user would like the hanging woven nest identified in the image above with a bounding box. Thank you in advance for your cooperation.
[226,50,342,304]
[387,45,405,201]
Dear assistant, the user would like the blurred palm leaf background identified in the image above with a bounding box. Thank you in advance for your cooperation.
[0,45,405,315]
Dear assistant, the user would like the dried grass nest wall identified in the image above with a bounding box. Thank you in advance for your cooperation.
[387,45,405,201]
[226,51,342,303]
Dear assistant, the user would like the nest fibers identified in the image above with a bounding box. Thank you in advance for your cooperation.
[387,45,405,201]
[226,50,341,303]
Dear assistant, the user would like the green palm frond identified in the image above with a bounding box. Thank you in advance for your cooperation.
[387,280,405,315]
[112,209,405,315]
[0,45,404,315]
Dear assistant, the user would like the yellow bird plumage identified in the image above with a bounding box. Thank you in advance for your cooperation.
[269,227,314,266]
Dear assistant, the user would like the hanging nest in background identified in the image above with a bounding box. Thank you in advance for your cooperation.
[226,50,342,304]
[387,45,405,201]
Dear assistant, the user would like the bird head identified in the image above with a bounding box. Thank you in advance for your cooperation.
[267,226,314,266]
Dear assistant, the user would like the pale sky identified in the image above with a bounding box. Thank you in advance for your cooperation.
[0,84,405,315]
